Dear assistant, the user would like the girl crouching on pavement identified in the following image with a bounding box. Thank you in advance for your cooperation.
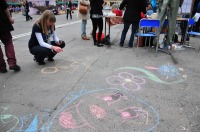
[28,10,65,65]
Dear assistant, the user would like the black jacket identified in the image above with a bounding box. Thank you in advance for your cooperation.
[67,1,72,9]
[0,0,14,33]
[90,0,104,16]
[119,0,146,23]
[24,2,30,12]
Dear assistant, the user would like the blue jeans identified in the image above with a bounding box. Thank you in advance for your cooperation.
[120,22,138,47]
[81,20,87,37]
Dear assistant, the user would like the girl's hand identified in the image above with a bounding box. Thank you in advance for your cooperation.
[52,46,63,53]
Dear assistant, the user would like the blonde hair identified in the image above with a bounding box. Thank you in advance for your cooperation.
[35,10,56,35]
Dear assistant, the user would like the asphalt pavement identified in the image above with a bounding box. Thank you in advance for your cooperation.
[0,11,200,132]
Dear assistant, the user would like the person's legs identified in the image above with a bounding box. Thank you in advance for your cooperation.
[30,46,51,64]
[70,10,72,19]
[66,10,69,19]
[154,0,169,47]
[81,20,87,37]
[120,22,131,46]
[47,41,65,60]
[0,32,20,71]
[129,23,138,47]
[0,32,17,67]
[28,13,32,20]
[195,19,200,32]
[166,0,180,46]
[97,18,103,44]
[91,18,98,44]
[0,45,7,71]
[25,11,29,21]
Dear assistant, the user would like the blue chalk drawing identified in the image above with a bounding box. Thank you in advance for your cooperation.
[25,116,38,132]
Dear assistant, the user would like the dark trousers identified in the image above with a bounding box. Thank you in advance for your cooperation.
[26,11,32,21]
[91,17,103,43]
[0,32,17,70]
[194,19,200,32]
[120,22,138,47]
[66,9,72,19]
[29,41,65,62]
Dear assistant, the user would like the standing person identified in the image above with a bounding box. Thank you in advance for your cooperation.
[24,0,32,21]
[28,10,65,65]
[0,0,21,73]
[66,0,72,20]
[119,0,146,48]
[90,0,104,47]
[78,0,90,40]
[156,0,183,48]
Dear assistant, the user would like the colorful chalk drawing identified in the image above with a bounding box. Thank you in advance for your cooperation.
[0,106,52,132]
[0,107,19,132]
[0,87,159,132]
[41,59,88,74]
[53,86,159,131]
[116,65,187,84]
[106,72,146,91]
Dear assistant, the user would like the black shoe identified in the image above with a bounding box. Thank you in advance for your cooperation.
[9,65,21,72]
[0,69,8,73]
[38,61,45,65]
[119,43,123,47]
[48,58,54,61]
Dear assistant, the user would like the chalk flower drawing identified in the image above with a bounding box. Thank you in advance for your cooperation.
[106,72,145,91]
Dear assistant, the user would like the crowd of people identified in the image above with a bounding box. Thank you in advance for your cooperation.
[1,0,200,73]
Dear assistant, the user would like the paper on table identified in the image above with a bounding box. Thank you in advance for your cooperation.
[193,13,200,22]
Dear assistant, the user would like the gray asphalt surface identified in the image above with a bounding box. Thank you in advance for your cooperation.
[0,11,200,132]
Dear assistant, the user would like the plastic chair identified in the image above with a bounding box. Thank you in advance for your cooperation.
[187,18,200,52]
[136,19,160,56]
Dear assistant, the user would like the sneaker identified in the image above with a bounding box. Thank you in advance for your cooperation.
[0,69,8,73]
[9,65,21,72]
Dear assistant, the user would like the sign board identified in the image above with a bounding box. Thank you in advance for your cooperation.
[179,0,195,14]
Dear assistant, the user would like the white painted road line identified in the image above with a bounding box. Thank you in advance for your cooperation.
[12,20,81,40]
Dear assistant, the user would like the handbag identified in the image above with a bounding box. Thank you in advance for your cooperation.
[79,3,88,15]
[113,9,123,16]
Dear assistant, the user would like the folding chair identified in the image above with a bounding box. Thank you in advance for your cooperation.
[187,18,200,52]
[136,19,160,56]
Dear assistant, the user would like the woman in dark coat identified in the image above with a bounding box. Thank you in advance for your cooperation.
[90,0,104,47]
[24,0,32,21]
[119,0,146,48]
[66,0,72,20]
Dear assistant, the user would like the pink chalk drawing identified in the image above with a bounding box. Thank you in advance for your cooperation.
[97,92,128,106]
[106,72,145,91]
[117,107,149,124]
[90,105,106,119]
[59,112,77,128]
[58,101,94,130]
